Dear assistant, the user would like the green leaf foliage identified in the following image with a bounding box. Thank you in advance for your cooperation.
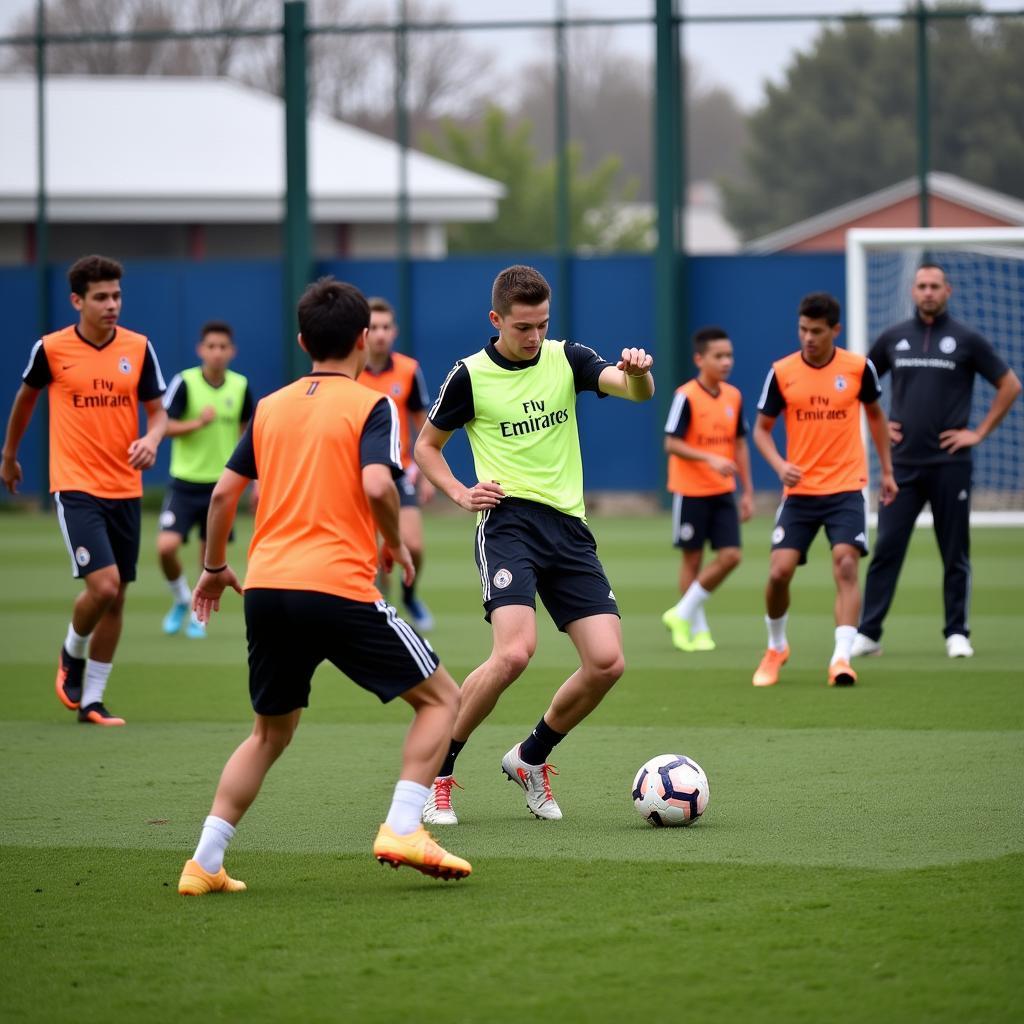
[723,10,1024,240]
[421,106,652,253]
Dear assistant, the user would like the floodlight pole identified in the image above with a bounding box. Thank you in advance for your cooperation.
[283,0,312,380]
[915,1,930,228]
[395,0,413,356]
[554,0,573,341]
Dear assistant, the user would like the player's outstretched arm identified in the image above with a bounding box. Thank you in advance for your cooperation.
[598,348,655,401]
[1,383,41,494]
[192,468,247,621]
[415,421,504,513]
[864,401,898,506]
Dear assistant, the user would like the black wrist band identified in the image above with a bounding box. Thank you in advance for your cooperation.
[204,564,228,573]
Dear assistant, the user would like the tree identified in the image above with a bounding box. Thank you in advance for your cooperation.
[514,28,747,200]
[420,106,651,253]
[722,8,1024,240]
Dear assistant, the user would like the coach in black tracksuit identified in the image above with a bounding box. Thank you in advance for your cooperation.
[855,264,1021,658]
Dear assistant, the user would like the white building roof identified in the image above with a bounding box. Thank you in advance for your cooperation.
[746,172,1024,253]
[0,75,504,223]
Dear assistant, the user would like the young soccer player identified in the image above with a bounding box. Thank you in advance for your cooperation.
[157,321,254,639]
[751,292,896,688]
[415,264,654,825]
[177,277,470,894]
[1,254,167,726]
[358,297,435,631]
[662,326,754,652]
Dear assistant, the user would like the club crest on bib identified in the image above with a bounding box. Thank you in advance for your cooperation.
[834,374,847,391]
[939,336,957,354]
[493,568,513,589]
[118,356,132,374]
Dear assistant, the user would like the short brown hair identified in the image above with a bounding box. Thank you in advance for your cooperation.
[200,320,233,342]
[798,292,841,327]
[367,297,395,318]
[491,265,551,316]
[68,254,123,297]
[692,325,730,355]
[297,277,370,361]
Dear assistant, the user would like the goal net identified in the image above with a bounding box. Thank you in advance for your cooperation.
[847,227,1024,524]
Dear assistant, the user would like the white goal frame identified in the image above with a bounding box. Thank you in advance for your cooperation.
[846,226,1024,527]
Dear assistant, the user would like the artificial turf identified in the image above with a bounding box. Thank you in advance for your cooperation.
[1,510,1021,1023]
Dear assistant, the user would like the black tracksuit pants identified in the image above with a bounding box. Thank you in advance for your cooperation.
[859,461,973,641]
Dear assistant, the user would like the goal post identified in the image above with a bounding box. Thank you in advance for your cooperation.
[846,227,1024,524]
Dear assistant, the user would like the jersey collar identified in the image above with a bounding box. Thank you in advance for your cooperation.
[695,378,722,398]
[799,347,838,370]
[307,370,354,380]
[914,308,950,328]
[74,325,118,350]
[485,337,541,371]
[363,354,395,376]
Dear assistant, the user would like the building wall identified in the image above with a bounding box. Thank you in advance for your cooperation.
[790,197,1013,251]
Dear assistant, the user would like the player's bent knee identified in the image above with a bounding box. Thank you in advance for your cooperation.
[718,547,742,571]
[494,645,533,681]
[85,569,121,606]
[156,531,182,557]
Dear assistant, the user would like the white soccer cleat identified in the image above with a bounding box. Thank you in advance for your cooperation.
[422,776,460,826]
[946,634,974,658]
[500,745,563,821]
[850,633,882,658]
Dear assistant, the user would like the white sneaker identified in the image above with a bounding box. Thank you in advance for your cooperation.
[500,745,562,820]
[422,776,460,826]
[850,633,882,658]
[946,634,974,658]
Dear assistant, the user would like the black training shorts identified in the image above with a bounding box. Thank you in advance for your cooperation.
[244,589,440,715]
[771,490,868,565]
[670,491,741,551]
[473,497,620,632]
[54,490,141,581]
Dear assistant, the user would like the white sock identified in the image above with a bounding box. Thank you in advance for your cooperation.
[64,624,89,660]
[80,660,113,708]
[831,625,857,664]
[193,815,236,874]
[675,582,710,624]
[766,614,789,652]
[385,779,430,836]
[168,575,191,605]
[691,602,710,634]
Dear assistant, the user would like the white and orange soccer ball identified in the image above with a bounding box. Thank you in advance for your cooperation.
[631,754,709,827]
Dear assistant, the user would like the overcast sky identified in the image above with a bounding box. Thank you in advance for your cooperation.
[1,1,1021,109]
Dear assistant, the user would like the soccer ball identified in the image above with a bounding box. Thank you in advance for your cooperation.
[631,754,709,827]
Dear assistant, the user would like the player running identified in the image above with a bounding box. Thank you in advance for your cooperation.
[2,254,167,726]
[415,264,654,825]
[752,292,896,688]
[358,297,435,630]
[177,278,469,894]
[661,326,753,652]
[157,320,254,639]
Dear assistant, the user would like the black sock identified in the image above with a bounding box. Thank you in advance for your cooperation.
[519,717,566,766]
[439,739,465,778]
[401,581,415,603]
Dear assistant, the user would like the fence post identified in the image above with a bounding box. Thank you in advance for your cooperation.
[35,0,49,510]
[554,0,573,341]
[283,0,312,380]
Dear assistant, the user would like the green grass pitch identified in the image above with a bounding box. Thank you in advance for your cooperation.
[1,509,1021,1023]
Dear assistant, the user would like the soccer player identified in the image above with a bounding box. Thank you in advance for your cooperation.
[358,297,435,630]
[661,326,754,652]
[157,320,254,639]
[852,264,1022,659]
[751,292,896,688]
[1,254,167,725]
[414,264,654,825]
[177,277,470,895]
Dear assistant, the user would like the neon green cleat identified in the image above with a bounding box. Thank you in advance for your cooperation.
[691,629,716,652]
[661,608,696,652]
